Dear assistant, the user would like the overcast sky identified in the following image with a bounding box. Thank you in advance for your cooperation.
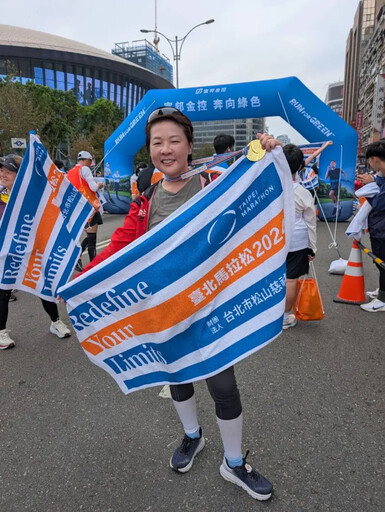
[2,0,358,143]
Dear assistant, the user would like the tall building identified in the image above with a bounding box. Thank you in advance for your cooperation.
[0,25,173,116]
[342,0,379,125]
[357,4,385,153]
[192,118,265,152]
[276,134,291,146]
[325,81,344,117]
[112,39,173,84]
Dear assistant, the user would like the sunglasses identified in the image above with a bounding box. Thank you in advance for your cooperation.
[147,106,181,123]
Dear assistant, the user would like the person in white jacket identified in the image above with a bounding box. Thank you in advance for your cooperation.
[282,145,317,329]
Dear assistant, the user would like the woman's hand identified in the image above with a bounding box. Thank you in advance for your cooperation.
[257,133,283,151]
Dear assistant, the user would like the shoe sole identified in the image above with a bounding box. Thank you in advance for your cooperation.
[49,327,71,338]
[359,306,385,313]
[0,342,15,349]
[170,436,205,473]
[282,322,297,330]
[220,464,272,501]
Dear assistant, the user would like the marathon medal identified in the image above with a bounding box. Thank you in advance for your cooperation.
[247,139,266,162]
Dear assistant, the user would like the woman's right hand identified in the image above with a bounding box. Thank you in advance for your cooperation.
[257,133,283,151]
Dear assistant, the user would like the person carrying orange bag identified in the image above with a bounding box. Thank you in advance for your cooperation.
[294,261,325,321]
[282,144,317,329]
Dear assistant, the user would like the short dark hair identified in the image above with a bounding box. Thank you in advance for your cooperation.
[213,134,235,154]
[311,163,319,174]
[283,144,305,175]
[366,140,385,161]
[145,109,193,149]
[54,159,64,169]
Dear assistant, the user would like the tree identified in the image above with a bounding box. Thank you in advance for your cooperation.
[134,145,150,168]
[0,77,43,155]
[79,99,123,136]
[70,124,114,165]
[26,83,81,158]
[0,80,124,165]
[72,99,124,163]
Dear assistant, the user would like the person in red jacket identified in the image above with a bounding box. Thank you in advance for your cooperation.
[80,107,282,501]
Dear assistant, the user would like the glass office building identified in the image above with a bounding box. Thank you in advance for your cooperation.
[192,118,265,152]
[0,24,173,115]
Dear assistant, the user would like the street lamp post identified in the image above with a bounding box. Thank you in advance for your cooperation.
[141,19,215,88]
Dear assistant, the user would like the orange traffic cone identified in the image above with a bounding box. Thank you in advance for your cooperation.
[334,240,366,305]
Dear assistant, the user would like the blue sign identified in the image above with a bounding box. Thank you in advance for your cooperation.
[104,77,357,221]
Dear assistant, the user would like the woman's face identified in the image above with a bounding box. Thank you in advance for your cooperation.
[149,120,192,178]
[0,167,17,191]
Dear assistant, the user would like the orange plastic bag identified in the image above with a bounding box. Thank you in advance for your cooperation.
[294,262,325,321]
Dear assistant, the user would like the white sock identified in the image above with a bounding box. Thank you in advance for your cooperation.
[216,413,243,460]
[172,395,199,436]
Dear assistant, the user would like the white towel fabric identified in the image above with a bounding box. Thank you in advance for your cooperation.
[346,182,380,240]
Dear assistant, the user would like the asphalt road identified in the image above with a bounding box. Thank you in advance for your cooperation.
[1,216,384,512]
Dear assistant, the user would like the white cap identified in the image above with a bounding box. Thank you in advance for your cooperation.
[77,150,93,160]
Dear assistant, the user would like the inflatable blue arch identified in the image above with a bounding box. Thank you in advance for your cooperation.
[103,77,357,221]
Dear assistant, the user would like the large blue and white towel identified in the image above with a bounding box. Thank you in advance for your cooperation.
[59,147,294,393]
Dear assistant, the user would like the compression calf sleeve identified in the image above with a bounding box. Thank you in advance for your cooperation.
[172,395,200,437]
[216,412,243,464]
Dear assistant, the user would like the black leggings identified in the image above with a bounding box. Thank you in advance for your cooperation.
[170,366,242,420]
[0,289,11,330]
[40,299,59,322]
[81,233,97,261]
[0,289,59,329]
